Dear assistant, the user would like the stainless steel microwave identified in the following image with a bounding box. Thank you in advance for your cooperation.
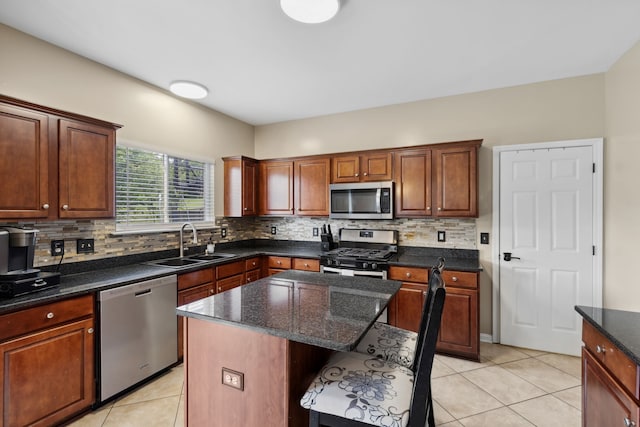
[329,181,394,220]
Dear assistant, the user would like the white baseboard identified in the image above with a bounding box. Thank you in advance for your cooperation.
[480,333,493,343]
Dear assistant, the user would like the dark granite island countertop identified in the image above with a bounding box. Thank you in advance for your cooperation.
[177,270,402,351]
[575,305,640,366]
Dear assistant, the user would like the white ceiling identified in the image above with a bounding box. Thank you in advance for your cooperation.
[1,0,640,125]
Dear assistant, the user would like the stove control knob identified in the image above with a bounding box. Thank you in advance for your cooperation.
[335,260,340,266]
[362,262,368,269]
[371,263,378,270]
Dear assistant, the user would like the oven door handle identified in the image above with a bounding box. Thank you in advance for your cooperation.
[321,266,386,279]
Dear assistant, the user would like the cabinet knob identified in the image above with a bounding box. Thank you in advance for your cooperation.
[624,418,636,427]
[437,207,442,211]
[596,344,605,354]
[62,204,69,210]
[406,272,411,278]
[277,260,282,265]
[42,203,50,210]
[452,276,458,282]
[363,172,368,176]
[209,289,214,294]
[422,291,427,296]
[355,173,359,177]
[427,206,431,210]
[247,277,251,282]
[87,328,94,334]
[252,262,256,266]
[244,207,248,211]
[304,263,309,267]
[46,312,54,319]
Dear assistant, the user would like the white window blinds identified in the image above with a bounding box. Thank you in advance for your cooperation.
[116,145,214,228]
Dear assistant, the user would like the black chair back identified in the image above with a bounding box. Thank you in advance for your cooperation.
[411,257,445,372]
[407,270,446,427]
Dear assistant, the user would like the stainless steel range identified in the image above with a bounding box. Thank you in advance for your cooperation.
[320,229,398,279]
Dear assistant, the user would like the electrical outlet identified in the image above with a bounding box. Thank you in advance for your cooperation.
[77,238,95,254]
[271,226,277,235]
[437,231,446,242]
[313,227,319,237]
[480,232,490,244]
[222,368,244,391]
[220,228,227,238]
[51,240,65,256]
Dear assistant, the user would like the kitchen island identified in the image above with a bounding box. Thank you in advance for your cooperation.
[177,270,402,427]
[575,306,640,427]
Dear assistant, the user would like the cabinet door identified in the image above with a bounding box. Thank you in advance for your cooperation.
[0,318,95,427]
[332,155,360,183]
[295,157,330,216]
[58,119,115,218]
[583,348,640,427]
[436,287,479,360]
[217,274,244,293]
[178,284,215,359]
[388,283,428,333]
[433,144,478,217]
[0,104,51,219]
[259,160,294,215]
[394,149,432,217]
[242,158,258,216]
[361,152,393,182]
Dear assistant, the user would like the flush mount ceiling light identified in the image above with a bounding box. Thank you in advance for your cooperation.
[280,0,341,24]
[169,81,208,99]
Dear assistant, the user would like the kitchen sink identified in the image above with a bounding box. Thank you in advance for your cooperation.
[187,253,236,261]
[146,257,207,268]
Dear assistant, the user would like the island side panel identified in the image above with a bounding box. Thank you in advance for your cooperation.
[184,318,288,426]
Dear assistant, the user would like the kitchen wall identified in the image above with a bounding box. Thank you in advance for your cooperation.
[603,39,640,311]
[255,74,606,336]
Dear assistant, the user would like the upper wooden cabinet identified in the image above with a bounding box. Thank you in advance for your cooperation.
[258,157,330,216]
[258,160,294,216]
[394,148,432,217]
[332,152,393,183]
[294,157,330,216]
[223,156,258,217]
[432,142,479,217]
[0,96,121,221]
[394,140,481,218]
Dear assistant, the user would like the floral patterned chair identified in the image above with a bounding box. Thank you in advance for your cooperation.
[354,257,445,370]
[300,275,446,427]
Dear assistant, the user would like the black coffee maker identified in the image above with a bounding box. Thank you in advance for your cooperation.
[0,227,60,297]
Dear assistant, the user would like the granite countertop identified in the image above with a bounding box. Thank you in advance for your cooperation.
[176,270,402,351]
[0,240,480,315]
[575,305,640,366]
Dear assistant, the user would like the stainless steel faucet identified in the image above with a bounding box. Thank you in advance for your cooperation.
[180,222,198,257]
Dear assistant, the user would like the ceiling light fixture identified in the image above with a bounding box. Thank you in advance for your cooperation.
[280,0,341,24]
[169,81,208,99]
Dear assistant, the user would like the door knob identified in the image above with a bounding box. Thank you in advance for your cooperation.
[503,252,521,261]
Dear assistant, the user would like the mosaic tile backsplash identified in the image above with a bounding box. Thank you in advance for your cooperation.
[1,216,476,268]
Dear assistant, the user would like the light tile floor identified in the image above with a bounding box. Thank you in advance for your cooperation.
[67,343,581,426]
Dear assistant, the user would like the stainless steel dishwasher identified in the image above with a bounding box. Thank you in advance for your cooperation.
[98,274,177,401]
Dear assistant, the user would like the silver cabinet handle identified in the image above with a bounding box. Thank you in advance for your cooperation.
[62,204,69,210]
[624,418,635,427]
[596,345,605,354]
[46,312,54,319]
[42,203,50,209]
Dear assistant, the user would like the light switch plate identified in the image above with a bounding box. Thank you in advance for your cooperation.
[437,231,446,242]
[480,232,489,244]
[220,228,227,238]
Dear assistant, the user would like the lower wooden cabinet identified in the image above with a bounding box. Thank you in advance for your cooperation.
[292,257,320,272]
[387,265,479,361]
[581,320,640,427]
[178,268,215,359]
[0,295,95,427]
[216,260,245,293]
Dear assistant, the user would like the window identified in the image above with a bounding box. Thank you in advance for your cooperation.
[115,145,214,229]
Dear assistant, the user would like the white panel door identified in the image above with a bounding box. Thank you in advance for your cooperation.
[499,146,594,356]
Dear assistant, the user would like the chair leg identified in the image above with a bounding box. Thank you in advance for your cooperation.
[309,409,320,427]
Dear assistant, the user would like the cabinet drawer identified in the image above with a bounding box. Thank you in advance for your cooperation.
[268,256,291,269]
[216,260,245,280]
[178,268,214,290]
[293,258,320,272]
[245,257,262,271]
[583,320,640,399]
[442,270,478,289]
[217,274,244,293]
[0,294,94,342]
[389,266,428,283]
